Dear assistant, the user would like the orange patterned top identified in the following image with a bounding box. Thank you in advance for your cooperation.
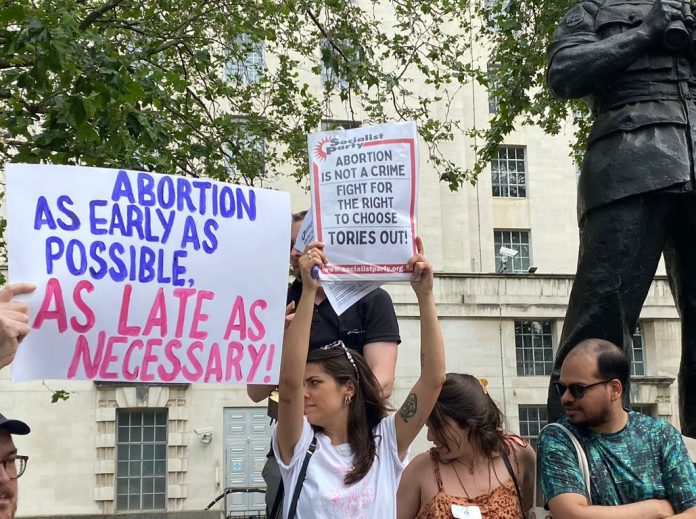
[415,448,524,519]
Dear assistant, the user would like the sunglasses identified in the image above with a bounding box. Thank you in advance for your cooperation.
[553,379,613,399]
[320,340,360,382]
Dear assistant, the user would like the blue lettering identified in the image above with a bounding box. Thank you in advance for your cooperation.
[156,249,172,284]
[56,196,80,231]
[202,220,219,254]
[89,200,108,235]
[176,178,195,212]
[192,181,211,214]
[125,205,144,240]
[45,236,64,273]
[180,216,200,250]
[157,176,175,209]
[66,240,87,275]
[137,173,156,206]
[34,196,57,230]
[236,188,256,221]
[138,246,156,282]
[89,241,107,279]
[172,250,187,286]
[220,187,234,217]
[108,243,127,281]
[111,170,135,203]
[108,205,127,236]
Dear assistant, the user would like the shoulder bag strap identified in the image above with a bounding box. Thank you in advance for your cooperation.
[543,423,592,504]
[502,451,524,514]
[287,435,318,519]
[268,477,284,519]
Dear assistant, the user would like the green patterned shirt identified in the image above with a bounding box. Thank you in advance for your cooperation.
[538,411,696,512]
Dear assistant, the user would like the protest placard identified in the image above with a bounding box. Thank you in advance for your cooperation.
[6,164,290,384]
[308,121,418,281]
[293,211,381,315]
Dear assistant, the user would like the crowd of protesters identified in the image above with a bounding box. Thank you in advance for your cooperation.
[1,210,696,519]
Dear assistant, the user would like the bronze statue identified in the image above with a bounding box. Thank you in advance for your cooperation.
[547,0,696,437]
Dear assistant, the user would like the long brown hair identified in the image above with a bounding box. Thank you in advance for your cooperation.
[428,373,506,460]
[306,347,389,484]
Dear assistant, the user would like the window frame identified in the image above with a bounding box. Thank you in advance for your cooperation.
[491,145,527,198]
[514,320,554,376]
[115,409,168,512]
[494,229,531,273]
[631,322,646,376]
[518,405,548,451]
[225,34,265,84]
[487,62,501,114]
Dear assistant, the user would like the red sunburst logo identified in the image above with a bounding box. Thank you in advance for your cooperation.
[313,137,332,161]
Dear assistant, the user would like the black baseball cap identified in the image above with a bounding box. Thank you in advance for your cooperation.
[0,413,30,435]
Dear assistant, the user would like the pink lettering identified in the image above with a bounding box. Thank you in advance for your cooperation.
[123,339,144,380]
[66,331,106,379]
[190,290,214,339]
[143,288,168,337]
[70,280,95,333]
[248,299,267,341]
[117,284,141,336]
[33,278,67,332]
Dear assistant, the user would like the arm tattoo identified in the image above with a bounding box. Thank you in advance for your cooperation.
[399,393,418,422]
[280,397,292,404]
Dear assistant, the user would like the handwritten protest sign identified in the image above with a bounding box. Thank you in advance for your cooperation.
[6,164,290,384]
[308,121,418,281]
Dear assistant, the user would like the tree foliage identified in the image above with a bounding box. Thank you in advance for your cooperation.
[476,0,591,176]
[0,0,585,189]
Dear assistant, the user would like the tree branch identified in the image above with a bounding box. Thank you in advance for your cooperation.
[304,8,348,61]
[79,0,127,31]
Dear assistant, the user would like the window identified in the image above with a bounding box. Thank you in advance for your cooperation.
[321,119,361,131]
[116,410,168,511]
[515,320,553,376]
[224,120,266,180]
[320,40,350,90]
[494,229,531,272]
[225,34,264,84]
[631,322,645,376]
[487,62,501,114]
[492,146,526,197]
[632,404,657,417]
[519,405,547,450]
[484,0,511,31]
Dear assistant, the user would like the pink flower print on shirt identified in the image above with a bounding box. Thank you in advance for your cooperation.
[328,480,376,518]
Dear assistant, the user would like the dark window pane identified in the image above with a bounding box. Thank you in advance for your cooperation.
[155,494,166,509]
[117,495,128,510]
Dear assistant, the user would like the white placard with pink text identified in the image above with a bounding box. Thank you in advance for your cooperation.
[308,121,418,281]
[6,164,290,384]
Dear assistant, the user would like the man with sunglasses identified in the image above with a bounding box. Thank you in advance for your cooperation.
[538,339,696,518]
[0,413,29,519]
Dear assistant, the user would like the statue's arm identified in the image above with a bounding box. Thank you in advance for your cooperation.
[548,0,683,99]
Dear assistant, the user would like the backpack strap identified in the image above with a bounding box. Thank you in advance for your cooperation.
[502,450,524,514]
[287,436,318,519]
[543,423,592,504]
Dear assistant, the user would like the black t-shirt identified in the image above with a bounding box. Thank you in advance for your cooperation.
[286,278,401,354]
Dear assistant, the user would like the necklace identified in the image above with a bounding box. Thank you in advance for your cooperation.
[451,463,471,500]
[453,458,475,475]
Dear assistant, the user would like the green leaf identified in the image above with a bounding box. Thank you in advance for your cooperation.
[0,4,26,24]
[51,389,70,403]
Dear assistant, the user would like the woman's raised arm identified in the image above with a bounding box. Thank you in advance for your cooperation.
[394,237,446,459]
[275,243,326,464]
